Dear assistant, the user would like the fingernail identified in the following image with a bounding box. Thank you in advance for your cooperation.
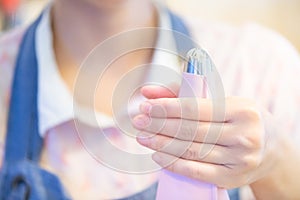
[137,132,154,139]
[136,133,152,146]
[140,102,152,114]
[133,115,151,129]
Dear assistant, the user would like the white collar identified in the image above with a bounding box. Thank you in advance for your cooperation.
[36,2,181,137]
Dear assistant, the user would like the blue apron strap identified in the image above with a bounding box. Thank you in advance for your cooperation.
[168,10,191,37]
[0,12,70,199]
[4,13,43,164]
[168,9,195,58]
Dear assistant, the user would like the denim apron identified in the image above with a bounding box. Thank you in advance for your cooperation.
[0,9,239,200]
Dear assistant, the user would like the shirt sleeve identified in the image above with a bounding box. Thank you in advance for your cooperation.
[238,24,300,200]
[190,20,300,143]
[255,26,300,142]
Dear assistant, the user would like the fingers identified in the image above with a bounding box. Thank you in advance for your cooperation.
[133,114,231,145]
[139,98,227,122]
[133,91,266,189]
[151,152,231,187]
[141,84,179,99]
[136,133,233,165]
[139,95,260,123]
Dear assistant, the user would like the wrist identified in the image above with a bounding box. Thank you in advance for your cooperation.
[250,135,300,199]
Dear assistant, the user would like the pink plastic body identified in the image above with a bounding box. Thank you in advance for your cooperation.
[156,72,229,200]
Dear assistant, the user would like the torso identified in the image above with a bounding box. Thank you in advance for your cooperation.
[39,120,158,199]
[39,46,159,199]
[0,28,159,199]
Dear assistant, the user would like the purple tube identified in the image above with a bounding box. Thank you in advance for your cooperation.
[156,48,229,200]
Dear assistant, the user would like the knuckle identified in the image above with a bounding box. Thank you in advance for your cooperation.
[168,161,191,176]
[180,122,198,140]
[170,161,201,179]
[181,99,199,119]
[238,106,261,122]
[234,133,262,150]
[189,166,204,180]
[166,163,176,172]
[151,136,165,150]
[182,147,198,160]
[220,161,255,188]
[240,155,261,171]
[234,135,250,147]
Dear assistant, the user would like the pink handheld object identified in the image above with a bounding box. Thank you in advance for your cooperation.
[156,48,229,200]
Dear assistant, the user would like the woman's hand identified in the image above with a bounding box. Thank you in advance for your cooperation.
[132,85,282,189]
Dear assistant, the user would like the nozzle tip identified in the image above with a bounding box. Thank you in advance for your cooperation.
[184,48,213,75]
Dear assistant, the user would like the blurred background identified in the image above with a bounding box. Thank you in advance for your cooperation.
[166,0,300,52]
[0,0,299,52]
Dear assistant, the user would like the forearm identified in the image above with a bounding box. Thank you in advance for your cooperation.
[250,136,300,199]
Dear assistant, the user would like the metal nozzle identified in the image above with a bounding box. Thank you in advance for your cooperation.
[184,48,213,75]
